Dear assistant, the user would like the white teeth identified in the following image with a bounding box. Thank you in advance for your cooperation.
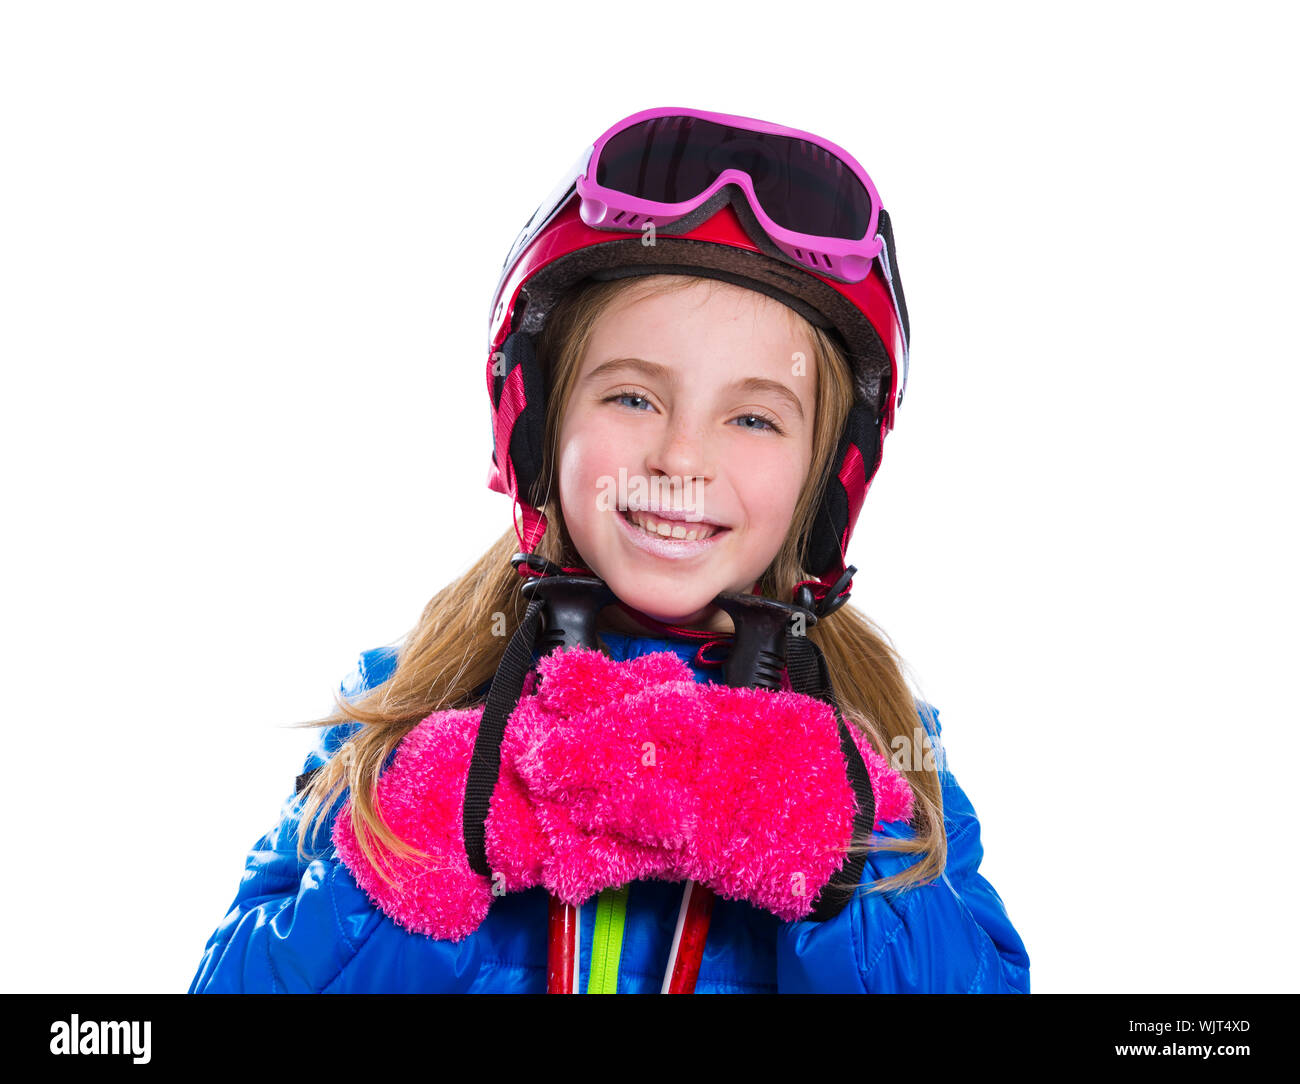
[625,509,719,542]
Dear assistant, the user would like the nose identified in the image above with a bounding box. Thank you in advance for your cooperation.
[645,409,713,490]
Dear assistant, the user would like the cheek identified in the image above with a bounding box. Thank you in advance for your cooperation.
[557,416,621,527]
[733,444,807,528]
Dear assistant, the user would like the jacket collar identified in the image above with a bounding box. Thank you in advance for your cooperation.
[590,628,722,681]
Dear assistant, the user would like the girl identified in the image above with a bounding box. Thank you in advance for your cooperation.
[189,106,1030,994]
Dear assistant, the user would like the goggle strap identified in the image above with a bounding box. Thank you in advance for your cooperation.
[874,215,910,411]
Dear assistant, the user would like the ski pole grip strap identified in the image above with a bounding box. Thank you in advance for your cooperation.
[462,598,545,876]
[785,635,877,922]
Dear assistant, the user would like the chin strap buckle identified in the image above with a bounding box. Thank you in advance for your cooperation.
[794,564,857,620]
[511,551,567,579]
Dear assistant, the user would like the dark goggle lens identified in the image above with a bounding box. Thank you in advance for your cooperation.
[595,115,874,240]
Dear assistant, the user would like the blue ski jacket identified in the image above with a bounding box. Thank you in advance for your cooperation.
[189,630,1030,993]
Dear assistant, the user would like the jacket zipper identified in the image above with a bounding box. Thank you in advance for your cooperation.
[587,884,630,994]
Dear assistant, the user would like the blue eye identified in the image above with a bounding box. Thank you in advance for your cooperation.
[602,390,784,436]
[733,413,781,434]
[606,391,653,411]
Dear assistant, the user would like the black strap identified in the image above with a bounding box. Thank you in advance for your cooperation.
[786,634,877,922]
[461,598,547,876]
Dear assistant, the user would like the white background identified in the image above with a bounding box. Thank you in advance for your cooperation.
[2,0,1295,994]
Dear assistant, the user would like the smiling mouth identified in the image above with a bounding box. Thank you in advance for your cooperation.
[619,507,729,542]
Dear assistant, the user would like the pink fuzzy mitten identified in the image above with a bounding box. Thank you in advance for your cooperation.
[332,646,914,940]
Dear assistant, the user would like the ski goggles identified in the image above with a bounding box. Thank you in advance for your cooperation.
[576,106,885,284]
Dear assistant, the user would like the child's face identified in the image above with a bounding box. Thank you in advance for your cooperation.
[556,277,816,633]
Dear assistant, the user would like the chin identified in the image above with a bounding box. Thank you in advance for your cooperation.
[604,576,717,625]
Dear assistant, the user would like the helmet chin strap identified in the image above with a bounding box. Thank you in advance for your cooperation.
[602,581,756,663]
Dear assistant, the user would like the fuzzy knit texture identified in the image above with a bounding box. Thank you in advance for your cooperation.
[332,646,914,942]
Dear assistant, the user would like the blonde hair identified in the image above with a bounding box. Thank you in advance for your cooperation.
[292,273,946,896]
